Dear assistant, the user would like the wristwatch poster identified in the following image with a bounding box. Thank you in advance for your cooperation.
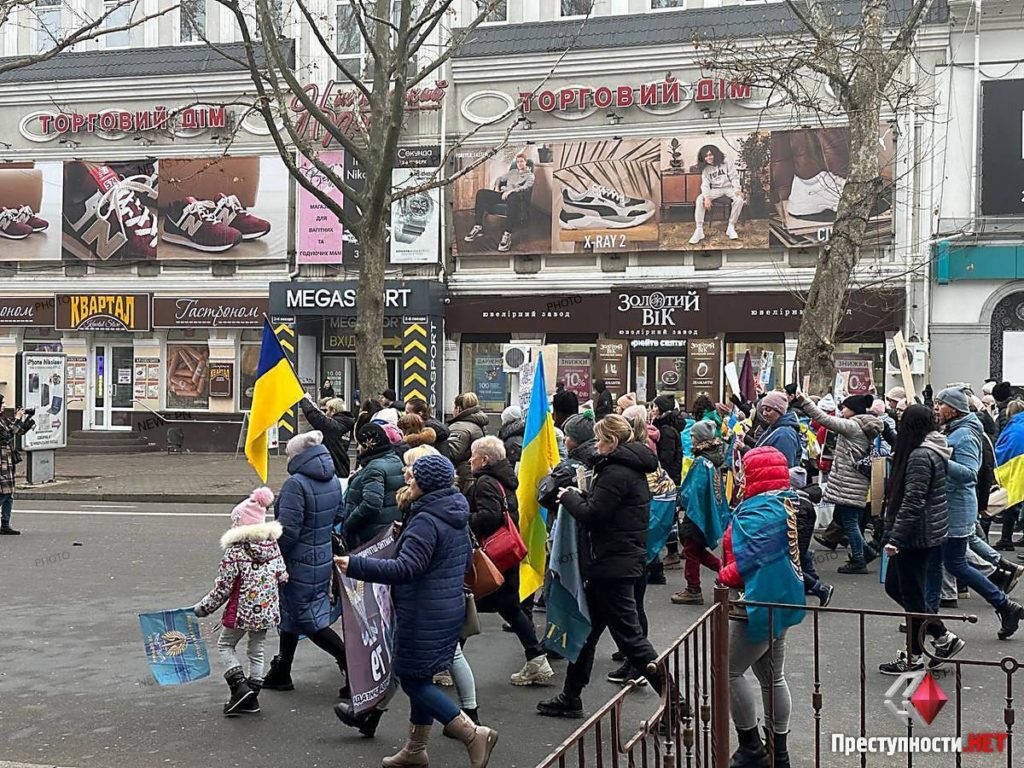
[394,192,434,243]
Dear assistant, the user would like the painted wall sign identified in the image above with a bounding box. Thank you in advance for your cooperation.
[55,293,151,332]
[152,297,267,328]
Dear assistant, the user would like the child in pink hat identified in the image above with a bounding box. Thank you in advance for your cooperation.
[192,487,287,716]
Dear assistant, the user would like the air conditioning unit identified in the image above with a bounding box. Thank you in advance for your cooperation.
[887,343,927,376]
[501,344,535,373]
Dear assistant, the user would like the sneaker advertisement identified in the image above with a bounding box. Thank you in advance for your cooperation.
[451,126,893,256]
[0,161,60,260]
[57,156,287,263]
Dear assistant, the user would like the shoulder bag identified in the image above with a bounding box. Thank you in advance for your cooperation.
[480,484,528,573]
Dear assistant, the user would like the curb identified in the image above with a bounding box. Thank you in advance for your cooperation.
[15,491,241,504]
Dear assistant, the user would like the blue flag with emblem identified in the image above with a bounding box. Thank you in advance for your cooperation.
[139,608,211,685]
[543,507,591,663]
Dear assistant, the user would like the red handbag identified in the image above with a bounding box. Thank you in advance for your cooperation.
[480,485,528,573]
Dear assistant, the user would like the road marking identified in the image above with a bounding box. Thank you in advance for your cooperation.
[79,503,138,509]
[18,509,223,517]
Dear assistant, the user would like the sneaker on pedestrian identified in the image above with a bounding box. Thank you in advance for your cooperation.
[606,661,648,686]
[688,227,705,245]
[994,560,1024,594]
[927,632,966,670]
[815,583,835,607]
[433,670,454,687]
[611,650,626,662]
[726,224,739,240]
[537,692,585,719]
[464,224,484,242]
[662,552,683,570]
[510,655,554,686]
[997,599,1024,640]
[671,587,705,605]
[878,650,923,676]
[837,559,868,575]
[497,231,512,252]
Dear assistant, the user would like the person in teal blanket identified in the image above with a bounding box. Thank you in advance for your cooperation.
[718,446,805,768]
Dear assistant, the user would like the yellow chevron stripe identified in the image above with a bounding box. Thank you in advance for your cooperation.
[277,419,295,433]
[405,356,426,370]
[279,339,295,354]
[404,323,426,337]
[404,339,427,354]
[404,372,427,387]
[275,324,294,337]
[405,388,426,402]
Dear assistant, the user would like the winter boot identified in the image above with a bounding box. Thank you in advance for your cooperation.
[995,538,1016,552]
[863,543,879,565]
[765,729,790,768]
[997,599,1024,640]
[729,726,768,768]
[536,692,585,719]
[261,655,294,691]
[993,559,1024,595]
[337,658,350,699]
[837,559,868,575]
[510,654,554,686]
[334,701,384,737]
[222,667,255,716]
[382,723,431,767]
[445,708,482,740]
[812,582,835,607]
[671,587,705,605]
[0,523,20,535]
[234,677,261,714]
[443,711,499,768]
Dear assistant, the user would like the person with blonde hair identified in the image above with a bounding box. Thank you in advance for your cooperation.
[299,393,355,477]
[443,392,490,491]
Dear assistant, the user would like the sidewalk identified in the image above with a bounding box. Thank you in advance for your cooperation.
[14,452,293,503]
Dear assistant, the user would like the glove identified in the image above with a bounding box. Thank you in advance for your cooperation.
[190,604,208,618]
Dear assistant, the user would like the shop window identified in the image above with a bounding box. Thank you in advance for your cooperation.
[35,0,61,52]
[650,0,685,9]
[725,338,785,397]
[23,327,63,353]
[166,330,210,409]
[555,343,595,404]
[101,0,132,48]
[476,0,507,22]
[462,342,508,413]
[560,0,592,17]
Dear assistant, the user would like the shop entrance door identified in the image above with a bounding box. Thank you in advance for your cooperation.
[633,354,688,408]
[322,356,400,410]
[90,344,135,430]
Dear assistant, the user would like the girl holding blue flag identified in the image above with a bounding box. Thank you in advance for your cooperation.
[718,446,805,768]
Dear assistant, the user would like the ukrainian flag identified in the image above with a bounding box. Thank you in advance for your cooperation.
[245,319,306,482]
[995,414,1024,508]
[517,353,561,601]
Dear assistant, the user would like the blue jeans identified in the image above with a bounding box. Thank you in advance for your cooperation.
[834,504,866,561]
[925,544,943,611]
[400,675,461,727]
[941,536,1006,609]
[0,493,12,526]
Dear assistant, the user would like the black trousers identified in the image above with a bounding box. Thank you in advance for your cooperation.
[1000,503,1023,542]
[277,626,347,670]
[883,546,947,657]
[474,189,528,229]
[564,577,661,698]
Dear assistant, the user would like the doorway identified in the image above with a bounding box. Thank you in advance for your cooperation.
[90,344,135,429]
[321,355,400,409]
[633,353,687,407]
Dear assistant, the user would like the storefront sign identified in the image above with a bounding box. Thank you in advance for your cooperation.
[446,294,611,334]
[20,353,67,451]
[516,77,750,114]
[29,106,226,137]
[609,288,708,339]
[0,297,54,327]
[270,281,445,317]
[209,363,233,398]
[323,316,402,353]
[686,338,721,407]
[55,293,151,332]
[297,151,346,265]
[596,339,628,399]
[556,354,592,403]
[708,290,904,333]
[153,297,267,328]
[835,354,875,395]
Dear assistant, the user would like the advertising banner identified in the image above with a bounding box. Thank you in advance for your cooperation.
[686,338,721,407]
[390,167,440,263]
[835,354,875,395]
[55,293,151,332]
[981,79,1024,217]
[596,339,628,399]
[451,127,893,256]
[297,151,345,265]
[473,353,507,412]
[556,353,592,403]
[20,352,67,450]
[340,530,398,714]
[166,344,210,408]
[0,162,62,261]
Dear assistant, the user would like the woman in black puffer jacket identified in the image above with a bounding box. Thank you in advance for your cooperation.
[880,404,964,674]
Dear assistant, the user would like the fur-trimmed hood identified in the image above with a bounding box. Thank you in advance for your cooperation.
[220,520,283,550]
[404,427,437,448]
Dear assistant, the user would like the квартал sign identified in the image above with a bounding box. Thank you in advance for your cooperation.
[55,293,151,332]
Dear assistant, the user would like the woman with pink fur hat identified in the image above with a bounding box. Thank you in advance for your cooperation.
[192,487,287,717]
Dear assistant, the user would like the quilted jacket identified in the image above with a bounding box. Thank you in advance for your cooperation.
[468,458,521,614]
[944,413,984,538]
[342,446,404,549]
[275,444,343,634]
[346,485,472,680]
[442,407,490,491]
[195,522,287,630]
[883,433,950,550]
[798,398,882,508]
[0,414,29,496]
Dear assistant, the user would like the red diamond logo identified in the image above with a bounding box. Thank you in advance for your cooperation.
[909,672,948,726]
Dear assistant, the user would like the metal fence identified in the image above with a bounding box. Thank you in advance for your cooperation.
[536,586,1022,768]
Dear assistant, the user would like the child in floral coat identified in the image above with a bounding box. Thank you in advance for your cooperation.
[193,487,287,716]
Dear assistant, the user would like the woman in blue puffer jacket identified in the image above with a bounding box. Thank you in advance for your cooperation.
[337,454,498,768]
[261,431,349,697]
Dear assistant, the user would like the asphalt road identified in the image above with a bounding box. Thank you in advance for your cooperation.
[1,501,1021,768]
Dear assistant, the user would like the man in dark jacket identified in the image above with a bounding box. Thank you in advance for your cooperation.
[651,394,683,485]
[553,390,580,429]
[0,394,32,535]
[755,390,802,468]
[538,413,598,518]
[593,379,613,421]
[300,394,356,477]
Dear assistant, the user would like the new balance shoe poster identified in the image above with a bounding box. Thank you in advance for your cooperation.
[390,167,441,263]
[0,161,61,260]
[451,127,893,255]
[158,156,287,261]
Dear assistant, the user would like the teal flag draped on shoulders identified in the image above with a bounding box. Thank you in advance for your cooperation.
[543,507,591,663]
[679,456,730,550]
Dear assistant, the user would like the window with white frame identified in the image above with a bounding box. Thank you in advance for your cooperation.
[35,0,61,53]
[650,0,685,9]
[560,0,592,17]
[335,1,364,77]
[102,0,132,48]
[180,0,206,43]
[475,0,506,22]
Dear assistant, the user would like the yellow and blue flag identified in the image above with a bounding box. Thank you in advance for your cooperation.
[516,353,561,601]
[995,414,1024,508]
[245,319,305,482]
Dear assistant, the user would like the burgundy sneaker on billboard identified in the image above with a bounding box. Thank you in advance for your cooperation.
[15,205,48,232]
[162,196,242,252]
[62,163,158,261]
[212,193,271,240]
[0,208,33,239]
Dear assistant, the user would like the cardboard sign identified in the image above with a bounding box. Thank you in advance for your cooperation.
[891,331,918,402]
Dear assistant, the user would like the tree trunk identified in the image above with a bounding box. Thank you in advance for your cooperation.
[353,219,389,405]
[796,101,885,394]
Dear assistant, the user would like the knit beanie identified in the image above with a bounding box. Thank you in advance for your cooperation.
[286,430,323,459]
[869,399,886,417]
[617,392,637,411]
[691,419,718,446]
[373,407,400,426]
[501,405,523,426]
[357,423,389,450]
[885,386,906,402]
[231,486,274,527]
[412,454,455,493]
[982,381,996,396]
[818,393,837,413]
[935,386,970,415]
[653,394,677,415]
[789,466,808,490]
[761,390,789,414]
[553,390,580,416]
[784,383,798,396]
[841,394,873,416]
[563,412,595,444]
[994,382,1013,402]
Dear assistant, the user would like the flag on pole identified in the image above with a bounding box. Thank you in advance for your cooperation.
[516,353,560,601]
[245,318,305,482]
[995,414,1024,509]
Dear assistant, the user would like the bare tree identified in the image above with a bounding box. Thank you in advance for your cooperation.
[1,0,176,77]
[696,0,936,392]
